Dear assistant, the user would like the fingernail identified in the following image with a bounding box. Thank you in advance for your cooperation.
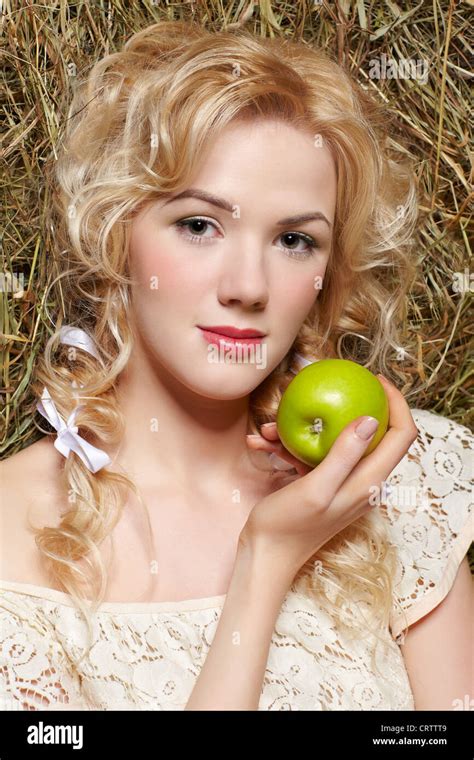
[268,452,295,471]
[355,416,379,440]
[246,434,260,441]
[261,422,276,429]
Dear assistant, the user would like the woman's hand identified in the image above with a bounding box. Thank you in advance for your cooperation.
[246,423,313,478]
[240,374,418,580]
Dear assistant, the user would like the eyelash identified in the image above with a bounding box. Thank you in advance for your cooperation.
[173,216,320,258]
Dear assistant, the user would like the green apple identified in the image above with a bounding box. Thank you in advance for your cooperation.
[276,358,389,467]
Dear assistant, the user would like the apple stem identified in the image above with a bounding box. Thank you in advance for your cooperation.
[310,418,323,434]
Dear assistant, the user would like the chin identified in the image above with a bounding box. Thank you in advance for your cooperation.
[155,338,280,396]
[169,359,271,400]
[199,365,272,399]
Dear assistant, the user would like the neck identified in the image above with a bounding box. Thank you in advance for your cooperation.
[107,346,259,491]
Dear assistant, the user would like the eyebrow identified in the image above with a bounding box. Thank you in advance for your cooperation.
[162,188,332,229]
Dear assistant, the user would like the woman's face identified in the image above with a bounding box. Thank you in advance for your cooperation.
[128,118,337,399]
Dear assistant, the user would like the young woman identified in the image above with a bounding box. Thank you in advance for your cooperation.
[1,21,471,711]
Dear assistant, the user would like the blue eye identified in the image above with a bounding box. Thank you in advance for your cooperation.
[173,216,320,258]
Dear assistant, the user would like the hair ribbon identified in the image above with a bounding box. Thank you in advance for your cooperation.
[35,326,111,473]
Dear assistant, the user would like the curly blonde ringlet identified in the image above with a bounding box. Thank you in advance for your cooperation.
[30,19,419,675]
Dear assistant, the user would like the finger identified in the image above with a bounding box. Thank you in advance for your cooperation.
[296,414,383,507]
[259,422,280,441]
[247,435,311,476]
[373,374,419,459]
[258,423,312,474]
[246,434,278,453]
[268,452,297,471]
[348,374,417,474]
[328,376,418,512]
[268,444,313,476]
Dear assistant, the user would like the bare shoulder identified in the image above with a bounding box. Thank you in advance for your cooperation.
[0,437,66,585]
[1,436,64,503]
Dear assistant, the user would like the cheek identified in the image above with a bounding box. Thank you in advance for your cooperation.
[273,262,326,321]
[129,226,205,298]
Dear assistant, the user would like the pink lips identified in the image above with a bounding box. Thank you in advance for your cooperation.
[198,325,265,346]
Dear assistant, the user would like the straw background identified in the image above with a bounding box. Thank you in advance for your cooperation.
[1,1,473,568]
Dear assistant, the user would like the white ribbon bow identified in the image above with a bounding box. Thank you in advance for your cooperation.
[58,325,103,363]
[36,326,111,473]
[36,387,111,473]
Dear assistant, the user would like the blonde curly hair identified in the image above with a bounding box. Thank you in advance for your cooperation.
[29,20,419,672]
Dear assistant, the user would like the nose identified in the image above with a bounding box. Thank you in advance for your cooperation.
[217,238,270,310]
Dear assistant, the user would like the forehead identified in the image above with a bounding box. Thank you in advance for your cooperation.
[199,117,333,169]
[185,118,337,217]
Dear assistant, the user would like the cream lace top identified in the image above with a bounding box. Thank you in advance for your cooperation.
[1,408,472,711]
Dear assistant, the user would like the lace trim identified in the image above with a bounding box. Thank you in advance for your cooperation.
[0,580,227,613]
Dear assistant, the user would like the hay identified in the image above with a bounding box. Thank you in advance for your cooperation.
[1,1,472,566]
